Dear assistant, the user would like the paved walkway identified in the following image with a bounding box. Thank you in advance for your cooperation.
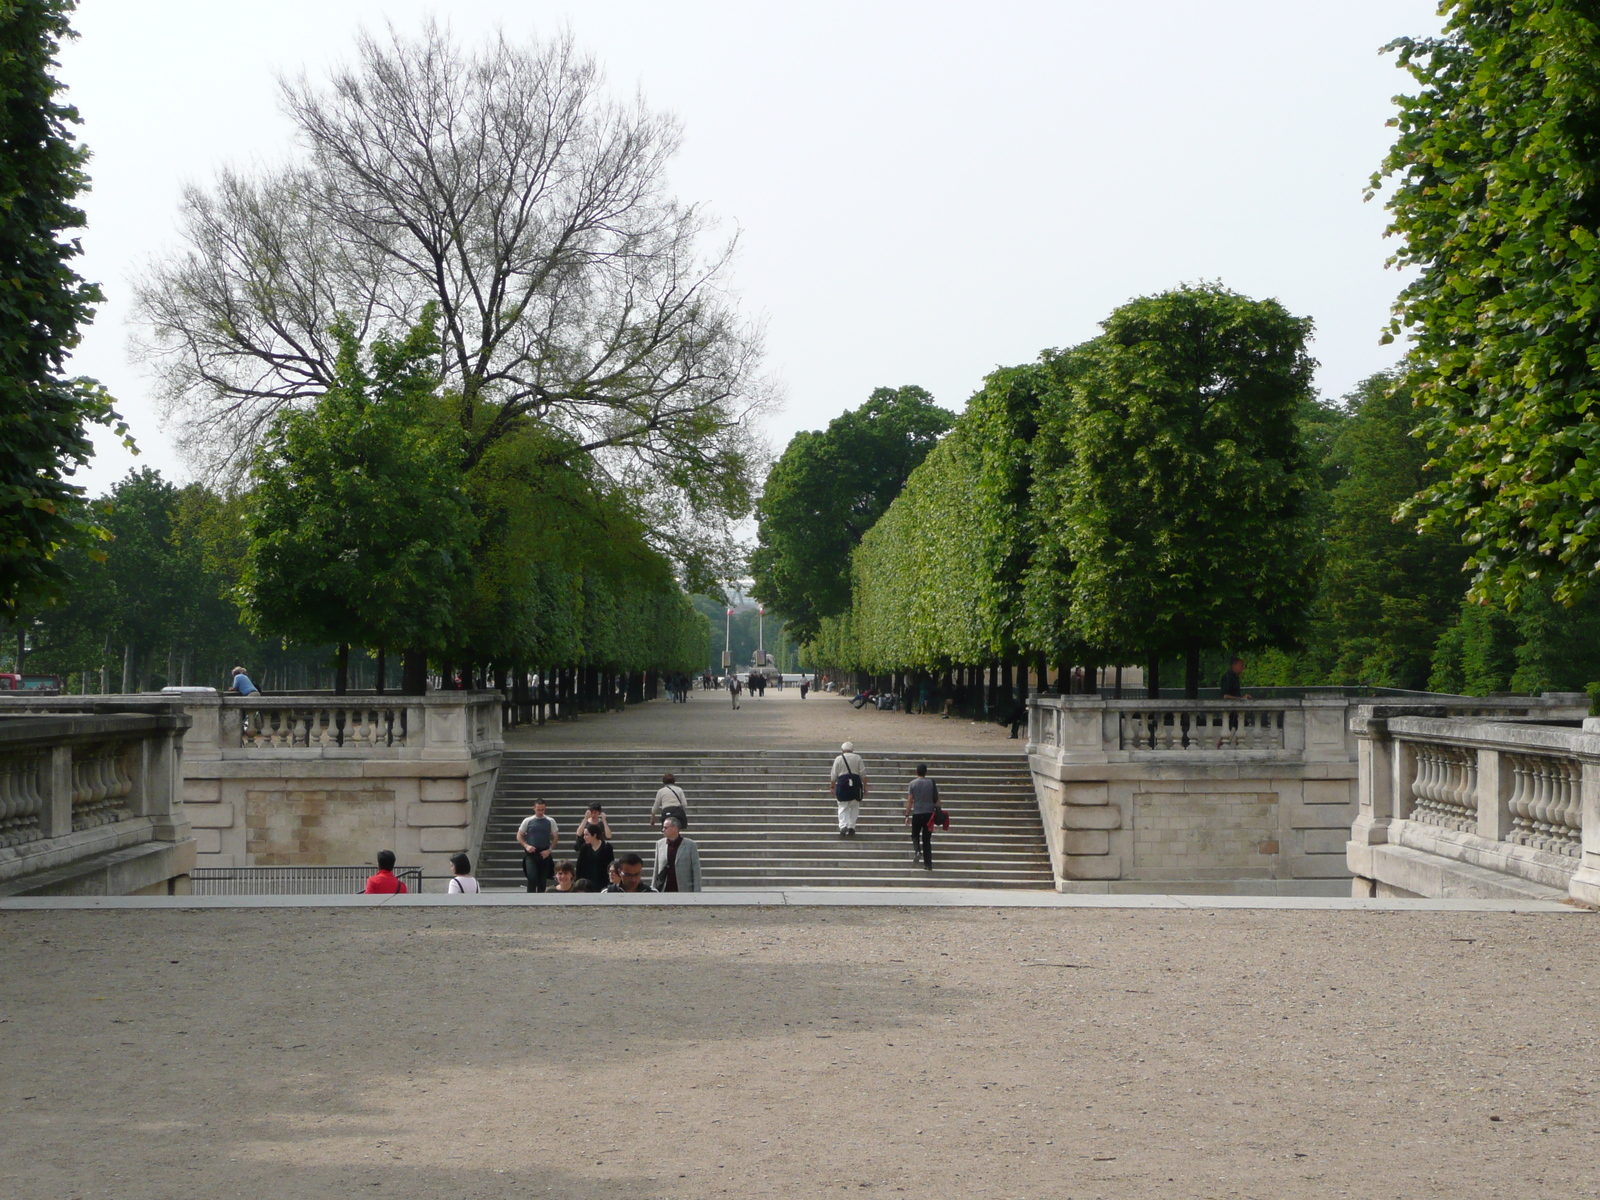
[2,904,1593,1199]
[504,686,1025,752]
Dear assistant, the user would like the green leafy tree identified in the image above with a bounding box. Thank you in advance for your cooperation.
[750,386,952,642]
[1048,284,1321,695]
[242,312,476,686]
[1313,373,1470,687]
[1376,3,1600,606]
[0,0,130,619]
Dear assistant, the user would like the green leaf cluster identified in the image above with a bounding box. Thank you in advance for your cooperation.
[1376,1,1600,606]
[825,285,1322,683]
[749,386,953,643]
[0,1,131,618]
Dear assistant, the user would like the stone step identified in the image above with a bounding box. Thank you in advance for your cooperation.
[480,749,1053,891]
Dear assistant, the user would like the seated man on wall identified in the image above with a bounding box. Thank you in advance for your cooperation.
[362,850,408,894]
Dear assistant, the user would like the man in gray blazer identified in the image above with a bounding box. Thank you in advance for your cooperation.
[653,816,702,892]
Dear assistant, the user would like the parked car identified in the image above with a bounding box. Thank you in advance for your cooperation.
[0,673,62,693]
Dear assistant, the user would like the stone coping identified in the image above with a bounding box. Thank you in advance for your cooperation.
[0,887,1580,913]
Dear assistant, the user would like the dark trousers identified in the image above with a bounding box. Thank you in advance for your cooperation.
[910,814,933,868]
[523,850,553,893]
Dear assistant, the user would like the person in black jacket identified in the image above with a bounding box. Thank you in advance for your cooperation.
[575,823,615,892]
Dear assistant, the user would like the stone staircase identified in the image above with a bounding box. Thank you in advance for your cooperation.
[479,750,1054,890]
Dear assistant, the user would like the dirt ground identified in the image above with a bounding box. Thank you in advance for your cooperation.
[503,686,1025,752]
[1,905,1595,1200]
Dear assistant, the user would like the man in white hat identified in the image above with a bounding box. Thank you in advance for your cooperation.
[829,741,867,836]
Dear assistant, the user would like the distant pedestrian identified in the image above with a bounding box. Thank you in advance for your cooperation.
[446,853,481,894]
[1008,700,1027,739]
[229,666,258,697]
[830,741,867,836]
[799,676,810,699]
[517,799,560,893]
[652,772,690,830]
[653,816,702,892]
[904,764,940,870]
[729,675,742,710]
[576,822,616,893]
[605,852,656,893]
[362,849,408,894]
[1219,656,1250,700]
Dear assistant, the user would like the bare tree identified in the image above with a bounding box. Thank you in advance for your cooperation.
[135,21,769,543]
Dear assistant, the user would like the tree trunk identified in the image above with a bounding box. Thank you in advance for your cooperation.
[1146,657,1161,700]
[1083,660,1097,695]
[375,649,386,694]
[14,628,25,675]
[402,649,429,696]
[1115,664,1123,699]
[121,643,133,693]
[1184,645,1200,699]
[335,643,349,695]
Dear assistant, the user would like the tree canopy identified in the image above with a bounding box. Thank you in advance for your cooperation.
[1377,1,1600,606]
[749,385,952,642]
[0,0,128,619]
[242,311,476,657]
[134,21,765,584]
[1050,285,1321,693]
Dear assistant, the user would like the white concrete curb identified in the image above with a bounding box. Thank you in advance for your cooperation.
[0,887,1585,913]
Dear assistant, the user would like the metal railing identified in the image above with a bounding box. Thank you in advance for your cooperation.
[190,865,425,895]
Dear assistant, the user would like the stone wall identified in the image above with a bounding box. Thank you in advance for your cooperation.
[0,691,502,887]
[1348,705,1600,904]
[1026,692,1587,895]
[175,692,502,882]
[0,709,196,896]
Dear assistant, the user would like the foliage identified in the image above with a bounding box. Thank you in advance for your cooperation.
[1049,285,1321,677]
[1430,585,1600,694]
[0,0,130,618]
[25,469,290,688]
[750,385,952,642]
[134,21,763,580]
[1376,2,1600,606]
[1314,373,1470,688]
[242,311,475,654]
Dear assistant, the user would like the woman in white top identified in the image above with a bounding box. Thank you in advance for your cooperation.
[447,853,482,894]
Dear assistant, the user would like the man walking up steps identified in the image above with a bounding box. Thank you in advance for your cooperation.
[829,741,867,837]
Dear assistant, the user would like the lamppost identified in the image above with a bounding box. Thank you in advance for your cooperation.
[724,606,733,676]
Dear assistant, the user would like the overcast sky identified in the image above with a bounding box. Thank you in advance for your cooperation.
[60,0,1442,494]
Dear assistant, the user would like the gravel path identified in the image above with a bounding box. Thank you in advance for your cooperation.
[3,905,1594,1199]
[504,687,1025,752]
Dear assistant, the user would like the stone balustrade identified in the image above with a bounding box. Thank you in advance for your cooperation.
[0,709,195,895]
[1348,706,1600,904]
[0,690,503,887]
[1026,691,1589,895]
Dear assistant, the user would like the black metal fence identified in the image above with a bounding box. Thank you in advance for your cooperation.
[190,866,425,895]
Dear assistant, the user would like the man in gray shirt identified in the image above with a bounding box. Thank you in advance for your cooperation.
[903,763,939,870]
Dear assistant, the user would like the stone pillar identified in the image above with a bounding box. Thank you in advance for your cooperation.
[1348,712,1393,894]
[1568,759,1600,906]
[1475,747,1512,842]
[40,744,72,839]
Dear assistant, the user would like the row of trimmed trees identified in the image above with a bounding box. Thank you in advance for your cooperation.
[788,285,1318,699]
